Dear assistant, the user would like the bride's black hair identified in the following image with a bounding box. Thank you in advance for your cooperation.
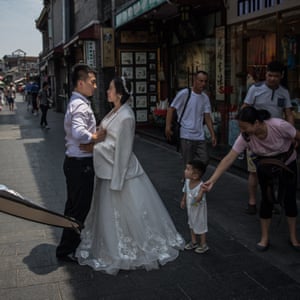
[113,76,132,104]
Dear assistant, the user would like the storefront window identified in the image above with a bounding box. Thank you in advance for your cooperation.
[171,38,215,94]
[247,33,276,81]
[280,10,300,99]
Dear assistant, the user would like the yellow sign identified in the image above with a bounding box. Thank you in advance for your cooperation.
[101,28,115,68]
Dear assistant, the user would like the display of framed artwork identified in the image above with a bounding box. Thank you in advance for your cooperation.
[149,73,156,81]
[149,63,156,70]
[148,52,156,61]
[136,110,148,122]
[149,84,156,92]
[121,66,133,79]
[135,81,147,93]
[150,95,157,103]
[136,67,147,79]
[136,95,147,108]
[135,52,147,64]
[119,50,158,122]
[121,52,133,65]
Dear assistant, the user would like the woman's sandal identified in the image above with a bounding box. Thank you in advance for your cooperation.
[289,241,300,252]
[256,242,269,252]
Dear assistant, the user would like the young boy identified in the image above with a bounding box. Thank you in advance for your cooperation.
[180,159,209,254]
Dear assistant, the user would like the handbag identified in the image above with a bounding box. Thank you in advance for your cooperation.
[169,87,191,151]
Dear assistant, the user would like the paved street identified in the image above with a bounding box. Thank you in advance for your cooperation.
[0,95,300,299]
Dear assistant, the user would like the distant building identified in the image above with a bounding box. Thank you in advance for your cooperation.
[2,49,39,84]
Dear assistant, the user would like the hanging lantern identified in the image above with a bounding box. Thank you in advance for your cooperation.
[149,20,155,33]
[179,5,191,22]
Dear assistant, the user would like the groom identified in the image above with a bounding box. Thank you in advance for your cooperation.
[56,64,105,262]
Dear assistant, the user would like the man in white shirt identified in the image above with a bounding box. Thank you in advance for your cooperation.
[56,64,105,262]
[165,71,217,168]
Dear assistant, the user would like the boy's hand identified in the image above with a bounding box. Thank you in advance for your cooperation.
[192,189,205,205]
[180,198,186,209]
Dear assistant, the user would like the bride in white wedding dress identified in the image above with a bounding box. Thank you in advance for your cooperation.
[75,76,185,275]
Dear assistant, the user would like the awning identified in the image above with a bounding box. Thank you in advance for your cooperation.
[63,21,101,50]
[14,77,25,84]
[115,0,166,28]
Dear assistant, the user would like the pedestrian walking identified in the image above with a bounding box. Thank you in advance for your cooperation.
[165,71,217,171]
[30,81,40,115]
[38,82,51,129]
[25,82,32,111]
[7,83,16,111]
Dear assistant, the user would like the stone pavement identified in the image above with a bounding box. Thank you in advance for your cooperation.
[0,95,300,299]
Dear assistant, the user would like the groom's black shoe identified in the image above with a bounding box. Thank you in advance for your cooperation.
[57,253,78,263]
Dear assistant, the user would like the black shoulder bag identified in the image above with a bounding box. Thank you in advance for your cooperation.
[169,87,191,151]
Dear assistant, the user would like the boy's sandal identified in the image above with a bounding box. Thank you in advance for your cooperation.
[194,244,209,254]
[184,241,199,250]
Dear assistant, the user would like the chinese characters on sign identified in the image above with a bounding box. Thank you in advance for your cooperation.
[115,0,166,28]
[215,26,225,101]
[85,41,96,69]
[101,28,115,67]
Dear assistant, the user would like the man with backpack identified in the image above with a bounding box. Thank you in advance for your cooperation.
[165,71,217,169]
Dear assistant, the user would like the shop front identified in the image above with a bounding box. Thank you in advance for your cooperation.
[117,31,161,123]
[227,1,300,144]
[114,0,226,140]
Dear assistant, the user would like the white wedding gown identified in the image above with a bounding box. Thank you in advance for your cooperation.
[76,173,185,275]
[75,104,184,275]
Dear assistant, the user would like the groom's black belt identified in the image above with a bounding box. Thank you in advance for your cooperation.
[65,156,92,161]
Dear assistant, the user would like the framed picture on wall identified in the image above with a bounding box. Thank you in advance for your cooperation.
[121,66,133,79]
[121,52,133,64]
[149,63,156,70]
[136,67,147,79]
[149,73,156,81]
[136,110,148,122]
[148,52,156,61]
[136,95,147,108]
[150,95,157,103]
[149,84,156,92]
[135,52,147,64]
[135,81,147,93]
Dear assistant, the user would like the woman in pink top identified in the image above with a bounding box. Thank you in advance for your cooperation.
[203,106,300,252]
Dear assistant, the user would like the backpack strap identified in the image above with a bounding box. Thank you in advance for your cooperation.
[178,87,191,125]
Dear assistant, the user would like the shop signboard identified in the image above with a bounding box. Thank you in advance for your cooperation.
[84,41,96,69]
[101,28,115,67]
[115,0,166,28]
[215,26,225,101]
